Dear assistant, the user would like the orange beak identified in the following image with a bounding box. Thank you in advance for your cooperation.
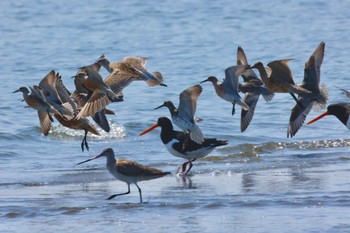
[139,122,159,136]
[307,111,329,125]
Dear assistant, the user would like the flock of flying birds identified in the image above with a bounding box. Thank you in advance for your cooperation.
[14,41,350,202]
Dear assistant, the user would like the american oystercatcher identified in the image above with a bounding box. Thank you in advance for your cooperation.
[139,117,228,176]
[307,103,350,130]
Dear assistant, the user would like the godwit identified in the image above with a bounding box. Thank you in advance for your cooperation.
[201,65,250,116]
[96,55,167,88]
[74,65,116,119]
[288,42,328,137]
[236,46,274,132]
[139,117,227,176]
[307,103,350,130]
[71,69,117,133]
[13,85,65,136]
[77,147,170,203]
[155,84,204,144]
[251,59,311,106]
[39,70,101,151]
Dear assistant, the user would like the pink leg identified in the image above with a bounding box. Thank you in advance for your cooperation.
[184,158,197,175]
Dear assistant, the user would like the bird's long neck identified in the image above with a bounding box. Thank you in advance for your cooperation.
[166,102,178,117]
[106,154,117,171]
[100,59,112,73]
[254,63,269,86]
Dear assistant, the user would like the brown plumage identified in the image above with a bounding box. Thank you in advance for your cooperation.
[77,147,170,203]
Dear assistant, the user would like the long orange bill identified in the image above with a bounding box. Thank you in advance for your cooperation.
[76,152,105,165]
[139,122,159,136]
[307,111,329,125]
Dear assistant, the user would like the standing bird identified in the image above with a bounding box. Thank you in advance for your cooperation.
[236,47,274,132]
[96,55,167,89]
[155,85,204,144]
[201,65,250,116]
[139,117,228,176]
[77,147,170,203]
[288,42,328,137]
[251,59,311,105]
[307,103,350,130]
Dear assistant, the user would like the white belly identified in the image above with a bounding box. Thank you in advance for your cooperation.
[165,139,214,160]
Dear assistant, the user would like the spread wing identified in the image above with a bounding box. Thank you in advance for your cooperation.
[178,85,202,121]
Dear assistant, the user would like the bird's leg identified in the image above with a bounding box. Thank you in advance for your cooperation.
[181,161,190,173]
[82,130,89,152]
[290,93,304,108]
[106,184,131,200]
[184,158,196,175]
[231,102,236,116]
[135,183,143,203]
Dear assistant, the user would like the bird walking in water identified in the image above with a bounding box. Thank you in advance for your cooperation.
[251,59,311,106]
[288,41,328,137]
[139,117,227,176]
[236,46,274,132]
[77,147,170,203]
[201,65,250,116]
[155,84,204,144]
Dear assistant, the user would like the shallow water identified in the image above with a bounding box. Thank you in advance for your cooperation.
[0,0,349,232]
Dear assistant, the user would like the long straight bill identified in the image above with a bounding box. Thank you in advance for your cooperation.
[139,122,159,136]
[307,111,329,125]
[76,151,105,165]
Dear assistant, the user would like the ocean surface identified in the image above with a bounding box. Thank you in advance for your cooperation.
[0,0,349,232]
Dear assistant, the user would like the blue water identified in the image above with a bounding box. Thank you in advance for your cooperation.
[0,0,349,232]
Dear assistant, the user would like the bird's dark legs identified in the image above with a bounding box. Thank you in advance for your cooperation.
[106,184,131,200]
[81,130,89,152]
[290,93,304,108]
[232,102,236,116]
[135,183,143,203]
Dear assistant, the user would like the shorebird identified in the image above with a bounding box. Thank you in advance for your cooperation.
[13,85,66,135]
[201,65,250,116]
[96,55,167,88]
[38,70,101,151]
[139,117,228,176]
[251,59,311,106]
[236,46,274,132]
[74,65,117,119]
[71,70,117,133]
[288,42,328,137]
[76,147,170,203]
[307,103,350,130]
[155,84,204,144]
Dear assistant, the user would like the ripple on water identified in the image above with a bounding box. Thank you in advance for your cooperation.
[48,121,127,140]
